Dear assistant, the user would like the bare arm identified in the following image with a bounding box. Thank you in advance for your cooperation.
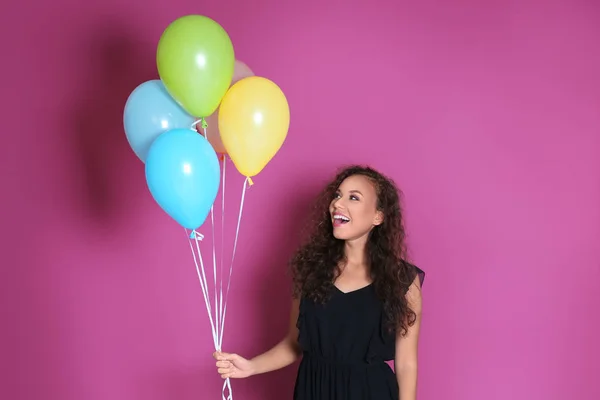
[248,298,302,375]
[214,298,302,378]
[395,275,423,400]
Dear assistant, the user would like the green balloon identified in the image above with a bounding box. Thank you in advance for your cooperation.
[157,15,235,118]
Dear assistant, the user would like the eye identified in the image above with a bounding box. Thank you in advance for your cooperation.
[349,195,359,201]
[334,192,341,199]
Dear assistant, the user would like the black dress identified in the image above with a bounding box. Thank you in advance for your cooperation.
[293,266,425,400]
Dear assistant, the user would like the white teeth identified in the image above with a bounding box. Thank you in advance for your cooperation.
[333,215,350,221]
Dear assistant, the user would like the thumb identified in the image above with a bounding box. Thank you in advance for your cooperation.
[215,351,239,361]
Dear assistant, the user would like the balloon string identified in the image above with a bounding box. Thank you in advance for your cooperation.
[209,207,219,340]
[218,157,232,400]
[205,115,216,338]
[188,120,231,400]
[219,177,249,400]
[185,229,219,350]
[218,177,250,350]
[186,229,230,399]
[218,156,226,349]
[222,378,233,400]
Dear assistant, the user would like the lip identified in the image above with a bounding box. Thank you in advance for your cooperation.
[331,212,350,227]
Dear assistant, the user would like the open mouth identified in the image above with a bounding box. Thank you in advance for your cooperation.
[332,214,350,226]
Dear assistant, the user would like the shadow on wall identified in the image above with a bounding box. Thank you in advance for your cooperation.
[69,19,156,231]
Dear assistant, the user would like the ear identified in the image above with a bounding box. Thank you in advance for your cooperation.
[373,211,384,226]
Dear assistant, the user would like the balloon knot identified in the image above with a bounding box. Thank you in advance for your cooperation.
[247,177,254,186]
[201,117,208,129]
[189,230,204,240]
[219,154,225,161]
[192,119,202,133]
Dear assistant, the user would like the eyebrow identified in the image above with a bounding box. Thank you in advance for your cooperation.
[335,189,364,196]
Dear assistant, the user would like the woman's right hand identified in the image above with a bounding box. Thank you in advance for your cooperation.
[213,351,255,379]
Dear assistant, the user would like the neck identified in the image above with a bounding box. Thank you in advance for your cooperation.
[343,235,369,266]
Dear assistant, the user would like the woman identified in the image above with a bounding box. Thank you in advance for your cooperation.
[214,165,425,399]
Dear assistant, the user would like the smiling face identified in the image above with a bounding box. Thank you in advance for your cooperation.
[329,174,384,241]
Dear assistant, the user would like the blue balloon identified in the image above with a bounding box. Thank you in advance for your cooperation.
[145,129,220,230]
[124,80,196,162]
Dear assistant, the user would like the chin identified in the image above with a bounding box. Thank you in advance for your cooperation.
[332,231,347,240]
[332,226,371,242]
[332,227,354,241]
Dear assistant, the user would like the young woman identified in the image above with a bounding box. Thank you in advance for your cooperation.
[214,165,425,399]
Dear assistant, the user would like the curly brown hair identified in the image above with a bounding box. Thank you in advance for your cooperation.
[290,165,419,336]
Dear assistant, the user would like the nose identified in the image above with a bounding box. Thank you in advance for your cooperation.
[332,197,345,210]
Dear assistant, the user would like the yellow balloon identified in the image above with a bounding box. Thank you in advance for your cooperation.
[218,76,290,178]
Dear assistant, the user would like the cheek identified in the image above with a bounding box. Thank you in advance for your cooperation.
[350,205,372,223]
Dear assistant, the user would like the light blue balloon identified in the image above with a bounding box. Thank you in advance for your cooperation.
[145,128,220,230]
[124,80,196,162]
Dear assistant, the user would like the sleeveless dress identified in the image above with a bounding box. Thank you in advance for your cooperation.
[293,265,425,400]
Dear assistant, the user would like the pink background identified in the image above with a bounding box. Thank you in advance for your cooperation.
[2,0,599,399]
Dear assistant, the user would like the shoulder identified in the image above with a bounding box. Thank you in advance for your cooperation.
[403,260,425,288]
[402,261,424,314]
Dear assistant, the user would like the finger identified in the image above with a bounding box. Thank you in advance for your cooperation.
[217,367,234,375]
[217,352,238,362]
[221,370,236,379]
[213,351,227,360]
[216,361,231,368]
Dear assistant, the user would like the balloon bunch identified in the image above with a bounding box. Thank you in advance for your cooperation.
[123,15,290,400]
